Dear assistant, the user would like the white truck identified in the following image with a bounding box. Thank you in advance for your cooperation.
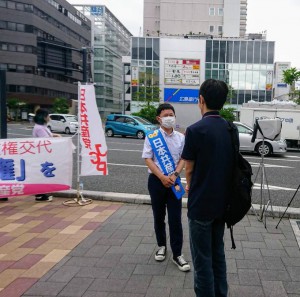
[240,102,300,148]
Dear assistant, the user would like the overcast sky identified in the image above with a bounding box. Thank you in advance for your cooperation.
[68,0,300,67]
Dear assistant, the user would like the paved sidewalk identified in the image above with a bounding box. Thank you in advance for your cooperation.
[1,197,300,297]
[0,197,122,297]
[15,201,300,297]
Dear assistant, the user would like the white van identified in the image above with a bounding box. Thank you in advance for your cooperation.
[48,114,78,134]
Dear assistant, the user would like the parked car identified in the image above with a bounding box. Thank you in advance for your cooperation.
[48,114,78,134]
[105,114,157,139]
[234,121,287,156]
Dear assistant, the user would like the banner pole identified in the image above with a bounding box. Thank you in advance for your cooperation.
[63,82,92,206]
[77,82,81,201]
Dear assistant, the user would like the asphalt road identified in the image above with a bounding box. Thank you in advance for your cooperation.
[6,123,300,208]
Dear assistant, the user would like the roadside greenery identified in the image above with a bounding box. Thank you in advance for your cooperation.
[219,106,236,122]
[132,81,160,123]
[282,67,300,103]
[53,97,69,114]
[7,98,27,121]
[132,105,157,124]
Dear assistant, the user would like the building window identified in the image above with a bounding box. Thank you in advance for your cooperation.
[209,7,215,16]
[218,26,223,34]
[16,23,25,32]
[16,3,24,10]
[7,1,15,9]
[7,22,16,30]
[8,44,16,51]
[209,25,214,33]
[218,8,223,16]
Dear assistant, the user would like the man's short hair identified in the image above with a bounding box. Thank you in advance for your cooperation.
[156,103,175,116]
[199,79,229,110]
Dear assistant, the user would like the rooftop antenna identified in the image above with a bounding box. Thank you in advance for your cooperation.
[139,26,142,36]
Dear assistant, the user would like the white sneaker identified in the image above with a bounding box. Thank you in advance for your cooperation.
[155,246,166,261]
[172,255,190,272]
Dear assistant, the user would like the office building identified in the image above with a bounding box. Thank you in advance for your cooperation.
[125,35,275,128]
[73,5,132,118]
[144,0,247,38]
[0,0,91,112]
[205,39,275,104]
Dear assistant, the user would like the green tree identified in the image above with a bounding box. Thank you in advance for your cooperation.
[132,105,157,123]
[282,67,300,102]
[7,98,26,121]
[219,106,236,122]
[132,85,160,106]
[132,77,161,123]
[227,85,236,102]
[53,97,69,114]
[293,90,300,105]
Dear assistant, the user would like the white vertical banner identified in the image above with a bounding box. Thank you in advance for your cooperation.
[266,70,273,91]
[79,83,108,176]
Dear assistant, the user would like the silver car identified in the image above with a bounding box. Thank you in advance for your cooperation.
[233,122,287,156]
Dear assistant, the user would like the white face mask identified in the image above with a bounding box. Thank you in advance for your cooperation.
[160,116,176,129]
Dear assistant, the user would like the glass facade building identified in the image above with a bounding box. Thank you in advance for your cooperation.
[74,5,132,118]
[205,40,275,104]
[0,0,91,110]
[131,37,160,103]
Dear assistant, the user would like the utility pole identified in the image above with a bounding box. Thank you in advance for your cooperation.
[81,47,88,83]
[0,70,7,139]
[0,70,8,201]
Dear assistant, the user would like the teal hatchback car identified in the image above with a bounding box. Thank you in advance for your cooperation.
[105,114,157,139]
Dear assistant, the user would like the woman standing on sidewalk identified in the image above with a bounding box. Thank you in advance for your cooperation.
[32,108,61,202]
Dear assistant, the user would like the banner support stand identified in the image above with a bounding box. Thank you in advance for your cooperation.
[64,49,93,206]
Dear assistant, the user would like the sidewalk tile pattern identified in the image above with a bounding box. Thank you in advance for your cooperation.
[1,199,300,297]
[20,204,300,297]
[0,197,122,296]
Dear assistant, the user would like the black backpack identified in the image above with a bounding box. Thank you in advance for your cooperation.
[224,121,253,249]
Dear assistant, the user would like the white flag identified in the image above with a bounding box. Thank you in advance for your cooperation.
[79,83,108,176]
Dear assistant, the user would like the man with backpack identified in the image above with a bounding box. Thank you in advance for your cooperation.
[182,79,236,297]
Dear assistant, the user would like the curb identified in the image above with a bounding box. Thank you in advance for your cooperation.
[53,190,300,220]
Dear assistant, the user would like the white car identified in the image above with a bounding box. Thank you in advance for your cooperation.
[48,114,78,134]
[234,121,287,156]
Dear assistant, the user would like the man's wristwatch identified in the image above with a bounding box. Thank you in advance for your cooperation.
[173,171,179,177]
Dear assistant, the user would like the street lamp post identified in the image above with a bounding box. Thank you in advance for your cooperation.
[0,69,8,201]
[0,70,7,139]
[81,47,88,83]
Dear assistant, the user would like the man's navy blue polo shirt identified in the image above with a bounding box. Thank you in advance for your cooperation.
[182,111,235,221]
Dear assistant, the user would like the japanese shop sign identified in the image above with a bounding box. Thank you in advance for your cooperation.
[164,88,199,104]
[79,83,108,176]
[0,138,73,198]
[164,59,200,86]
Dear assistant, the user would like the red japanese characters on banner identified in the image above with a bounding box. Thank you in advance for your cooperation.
[0,138,73,198]
[79,84,108,176]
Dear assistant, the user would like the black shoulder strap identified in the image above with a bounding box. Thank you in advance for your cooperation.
[226,121,239,155]
[230,226,237,249]
[226,121,238,250]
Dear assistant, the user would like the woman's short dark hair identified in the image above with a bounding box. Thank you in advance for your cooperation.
[156,103,175,116]
[199,79,228,110]
[34,108,49,125]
